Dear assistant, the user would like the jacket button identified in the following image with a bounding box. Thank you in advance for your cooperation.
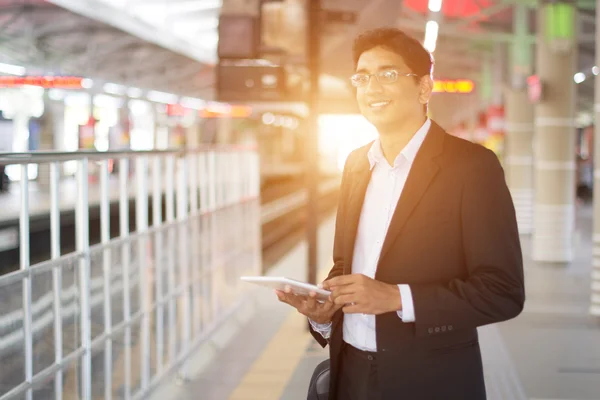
[428,327,433,334]
[448,325,453,331]
[441,326,447,332]
[435,327,440,333]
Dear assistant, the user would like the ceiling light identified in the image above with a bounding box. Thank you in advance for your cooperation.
[592,66,599,76]
[103,82,127,96]
[81,78,94,89]
[180,96,206,110]
[424,21,439,53]
[428,0,442,13]
[127,87,143,98]
[147,90,178,104]
[0,62,26,76]
[574,72,586,84]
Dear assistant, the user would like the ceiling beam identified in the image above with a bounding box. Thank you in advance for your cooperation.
[46,0,216,64]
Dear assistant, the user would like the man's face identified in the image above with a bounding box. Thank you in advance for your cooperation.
[354,46,430,130]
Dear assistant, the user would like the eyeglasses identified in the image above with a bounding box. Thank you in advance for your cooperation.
[350,69,418,88]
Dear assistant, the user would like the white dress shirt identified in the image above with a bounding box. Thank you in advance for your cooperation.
[311,118,431,352]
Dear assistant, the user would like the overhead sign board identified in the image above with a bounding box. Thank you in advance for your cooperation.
[0,76,84,89]
[433,79,474,94]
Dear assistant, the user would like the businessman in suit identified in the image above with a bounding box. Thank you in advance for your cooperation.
[276,28,525,399]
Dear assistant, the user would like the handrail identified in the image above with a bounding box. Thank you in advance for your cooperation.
[0,144,258,164]
[0,182,338,361]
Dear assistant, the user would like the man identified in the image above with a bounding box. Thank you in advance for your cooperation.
[276,28,525,399]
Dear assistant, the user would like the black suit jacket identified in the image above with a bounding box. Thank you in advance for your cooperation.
[310,121,525,400]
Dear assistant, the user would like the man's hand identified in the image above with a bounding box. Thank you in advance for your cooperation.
[322,274,402,315]
[275,286,343,324]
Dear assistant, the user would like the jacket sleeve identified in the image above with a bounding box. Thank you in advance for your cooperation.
[410,148,525,338]
[309,153,353,347]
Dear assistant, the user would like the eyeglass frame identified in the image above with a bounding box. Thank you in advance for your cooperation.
[349,69,419,88]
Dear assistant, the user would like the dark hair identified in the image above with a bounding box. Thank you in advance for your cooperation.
[352,28,434,79]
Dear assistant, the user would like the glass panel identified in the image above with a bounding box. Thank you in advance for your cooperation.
[31,269,55,375]
[0,278,25,397]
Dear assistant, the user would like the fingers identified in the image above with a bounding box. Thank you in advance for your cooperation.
[322,274,366,290]
[342,303,361,314]
[275,289,304,309]
[330,285,357,299]
[332,294,356,307]
[306,291,317,310]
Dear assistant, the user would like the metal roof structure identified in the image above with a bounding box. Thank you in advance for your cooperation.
[0,0,596,124]
[0,0,217,98]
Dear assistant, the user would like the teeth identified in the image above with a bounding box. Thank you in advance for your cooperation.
[369,101,390,107]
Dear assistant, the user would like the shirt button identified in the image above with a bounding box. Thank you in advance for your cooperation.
[367,355,374,361]
[428,328,433,334]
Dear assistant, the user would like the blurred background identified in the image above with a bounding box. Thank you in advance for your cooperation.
[0,1,598,399]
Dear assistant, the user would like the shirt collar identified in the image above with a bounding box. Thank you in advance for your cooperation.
[367,118,431,170]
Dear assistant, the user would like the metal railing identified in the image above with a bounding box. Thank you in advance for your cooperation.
[0,147,261,400]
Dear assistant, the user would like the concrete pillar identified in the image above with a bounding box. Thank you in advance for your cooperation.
[504,3,534,235]
[492,43,506,107]
[36,94,54,187]
[505,90,534,234]
[590,2,600,316]
[532,3,577,262]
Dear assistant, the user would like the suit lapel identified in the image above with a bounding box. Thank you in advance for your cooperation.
[343,149,372,275]
[377,122,445,267]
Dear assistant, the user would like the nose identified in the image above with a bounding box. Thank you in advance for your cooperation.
[364,75,384,94]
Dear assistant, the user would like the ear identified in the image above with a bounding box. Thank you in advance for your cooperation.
[419,75,434,104]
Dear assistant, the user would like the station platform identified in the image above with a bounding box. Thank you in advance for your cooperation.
[149,205,600,400]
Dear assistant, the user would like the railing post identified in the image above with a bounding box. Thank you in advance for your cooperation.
[136,155,150,391]
[176,156,191,375]
[76,158,92,400]
[165,155,176,365]
[153,155,165,375]
[198,152,210,330]
[50,161,63,400]
[100,159,112,400]
[119,158,132,399]
[188,153,201,337]
[20,164,33,400]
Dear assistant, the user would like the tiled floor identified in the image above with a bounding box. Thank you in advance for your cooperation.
[154,206,600,400]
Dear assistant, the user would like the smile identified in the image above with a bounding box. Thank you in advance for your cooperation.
[368,100,391,108]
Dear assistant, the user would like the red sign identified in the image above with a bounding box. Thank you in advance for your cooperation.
[527,75,542,103]
[404,0,493,18]
[0,76,84,88]
[166,104,189,117]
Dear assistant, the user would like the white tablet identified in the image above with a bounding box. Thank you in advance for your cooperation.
[240,276,331,301]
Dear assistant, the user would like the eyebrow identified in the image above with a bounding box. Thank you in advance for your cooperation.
[355,64,400,73]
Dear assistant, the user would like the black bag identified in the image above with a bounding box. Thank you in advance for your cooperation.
[307,358,331,400]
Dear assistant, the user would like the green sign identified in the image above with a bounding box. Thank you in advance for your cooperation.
[544,2,575,41]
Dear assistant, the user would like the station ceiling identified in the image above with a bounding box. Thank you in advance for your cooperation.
[0,0,596,126]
